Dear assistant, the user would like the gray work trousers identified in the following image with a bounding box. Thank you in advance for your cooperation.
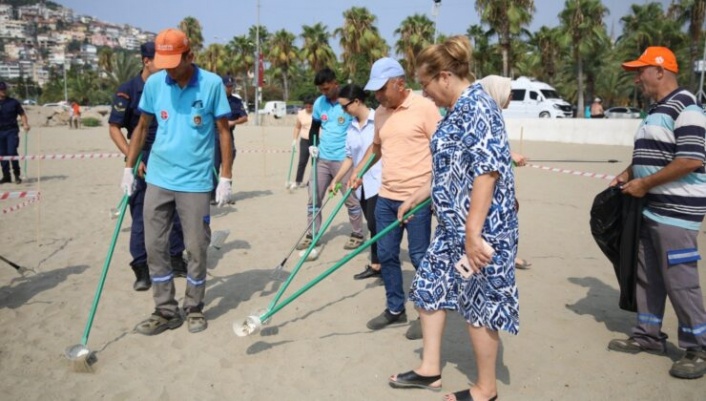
[633,217,706,350]
[307,158,363,237]
[144,184,211,316]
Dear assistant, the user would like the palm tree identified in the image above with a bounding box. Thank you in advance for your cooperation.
[267,29,299,101]
[668,0,706,89]
[559,0,609,118]
[475,0,536,77]
[466,24,495,79]
[197,43,226,74]
[300,23,337,72]
[227,35,256,105]
[394,14,435,78]
[97,47,114,75]
[179,16,204,54]
[526,26,566,84]
[335,6,389,81]
[108,51,141,88]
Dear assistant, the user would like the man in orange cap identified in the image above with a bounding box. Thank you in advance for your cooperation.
[121,28,233,335]
[608,46,706,379]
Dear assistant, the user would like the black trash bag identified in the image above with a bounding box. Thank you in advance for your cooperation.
[589,186,645,312]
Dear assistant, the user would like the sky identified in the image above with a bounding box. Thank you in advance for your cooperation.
[55,0,674,52]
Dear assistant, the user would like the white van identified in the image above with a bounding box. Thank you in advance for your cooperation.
[258,101,286,119]
[503,77,572,118]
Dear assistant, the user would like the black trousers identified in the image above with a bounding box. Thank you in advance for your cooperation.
[294,137,310,184]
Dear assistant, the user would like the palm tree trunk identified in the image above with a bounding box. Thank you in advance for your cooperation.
[283,74,289,102]
[502,44,510,77]
[577,52,584,119]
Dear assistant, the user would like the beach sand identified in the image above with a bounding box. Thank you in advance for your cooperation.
[0,121,704,400]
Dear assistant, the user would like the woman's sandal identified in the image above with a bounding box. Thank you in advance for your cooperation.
[515,258,532,270]
[389,370,442,391]
[444,389,498,401]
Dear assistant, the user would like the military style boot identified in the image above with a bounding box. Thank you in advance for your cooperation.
[131,263,151,291]
[0,173,11,184]
[14,173,22,184]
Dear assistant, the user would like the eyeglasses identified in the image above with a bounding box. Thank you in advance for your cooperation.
[419,73,439,91]
[341,99,356,111]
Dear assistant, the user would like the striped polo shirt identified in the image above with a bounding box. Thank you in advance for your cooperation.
[632,87,706,230]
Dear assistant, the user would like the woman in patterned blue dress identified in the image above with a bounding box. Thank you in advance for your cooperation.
[387,36,518,401]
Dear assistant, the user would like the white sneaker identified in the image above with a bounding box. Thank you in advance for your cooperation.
[288,183,299,190]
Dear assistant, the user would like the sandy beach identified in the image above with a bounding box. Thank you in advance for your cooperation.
[0,117,704,400]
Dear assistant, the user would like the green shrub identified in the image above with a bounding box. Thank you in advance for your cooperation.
[81,117,102,127]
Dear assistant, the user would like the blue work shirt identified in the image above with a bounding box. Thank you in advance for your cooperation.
[0,96,24,133]
[312,95,351,161]
[108,72,157,152]
[226,94,247,134]
[139,66,230,192]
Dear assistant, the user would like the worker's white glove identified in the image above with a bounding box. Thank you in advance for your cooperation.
[291,139,297,148]
[121,167,135,196]
[309,146,319,159]
[215,177,232,207]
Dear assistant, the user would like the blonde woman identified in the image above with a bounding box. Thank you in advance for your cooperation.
[388,36,518,401]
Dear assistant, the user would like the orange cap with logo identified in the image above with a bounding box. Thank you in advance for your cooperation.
[621,46,679,74]
[154,28,190,69]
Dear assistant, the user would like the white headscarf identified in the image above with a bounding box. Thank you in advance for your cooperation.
[479,75,512,109]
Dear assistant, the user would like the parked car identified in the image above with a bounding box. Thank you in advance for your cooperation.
[23,99,37,105]
[43,101,68,109]
[604,107,642,119]
[286,104,301,115]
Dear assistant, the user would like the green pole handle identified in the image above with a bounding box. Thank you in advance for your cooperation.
[261,197,431,322]
[79,154,142,346]
[267,154,376,310]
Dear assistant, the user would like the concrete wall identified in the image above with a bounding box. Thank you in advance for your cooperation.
[504,118,640,146]
[248,114,642,147]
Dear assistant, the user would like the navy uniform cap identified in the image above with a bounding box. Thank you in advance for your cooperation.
[140,42,156,59]
[0,82,6,90]
[222,75,234,86]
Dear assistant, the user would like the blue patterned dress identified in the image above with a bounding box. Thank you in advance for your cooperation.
[409,83,520,334]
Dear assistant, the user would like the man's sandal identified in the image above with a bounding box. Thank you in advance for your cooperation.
[187,311,208,333]
[343,233,364,250]
[135,312,183,336]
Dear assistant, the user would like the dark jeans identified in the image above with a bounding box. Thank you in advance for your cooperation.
[295,137,310,184]
[360,188,379,265]
[130,173,185,267]
[375,196,431,313]
[0,129,20,177]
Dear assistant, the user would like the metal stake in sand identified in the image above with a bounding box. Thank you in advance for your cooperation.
[286,140,296,189]
[271,184,340,280]
[65,157,141,372]
[528,159,620,163]
[22,130,28,179]
[233,198,431,337]
[254,156,375,320]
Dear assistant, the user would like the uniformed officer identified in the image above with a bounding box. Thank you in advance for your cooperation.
[0,81,30,184]
[212,75,248,204]
[108,42,186,291]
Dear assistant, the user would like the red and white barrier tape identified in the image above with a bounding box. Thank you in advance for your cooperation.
[0,190,39,200]
[0,148,292,161]
[0,153,122,161]
[2,194,39,214]
[527,163,616,181]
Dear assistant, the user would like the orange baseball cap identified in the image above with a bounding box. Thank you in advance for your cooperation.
[154,28,190,69]
[622,46,678,73]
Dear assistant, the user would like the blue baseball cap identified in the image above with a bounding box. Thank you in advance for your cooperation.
[364,57,405,91]
[140,42,155,59]
[222,75,234,86]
